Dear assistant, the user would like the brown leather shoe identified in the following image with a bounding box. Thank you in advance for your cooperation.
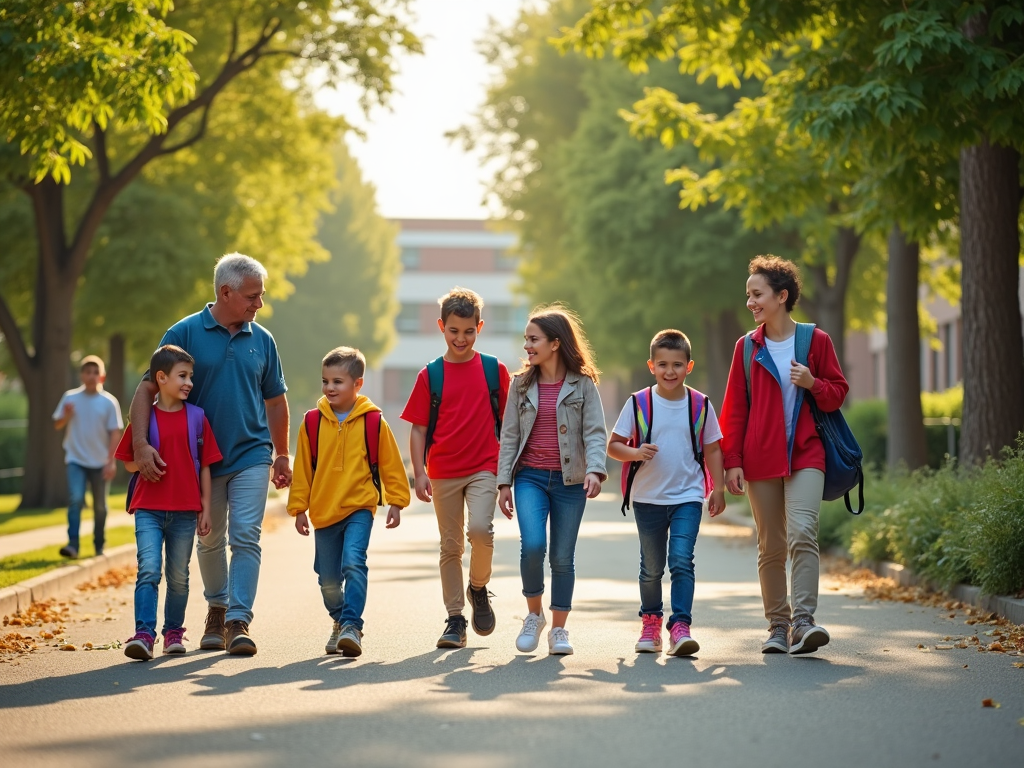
[226,620,257,656]
[200,606,227,651]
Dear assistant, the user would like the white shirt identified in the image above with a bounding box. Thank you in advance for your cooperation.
[52,387,123,468]
[764,334,797,439]
[612,388,723,505]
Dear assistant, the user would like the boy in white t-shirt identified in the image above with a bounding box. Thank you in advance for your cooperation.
[608,330,726,656]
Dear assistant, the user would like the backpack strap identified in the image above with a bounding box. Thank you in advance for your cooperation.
[743,332,754,407]
[480,353,502,440]
[364,410,383,506]
[304,409,321,477]
[620,387,654,515]
[687,387,714,498]
[794,322,815,368]
[183,403,204,477]
[423,356,445,464]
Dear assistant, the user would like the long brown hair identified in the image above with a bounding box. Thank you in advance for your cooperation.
[516,304,601,391]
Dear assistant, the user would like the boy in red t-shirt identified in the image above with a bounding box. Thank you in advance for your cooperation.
[115,345,222,661]
[402,287,510,648]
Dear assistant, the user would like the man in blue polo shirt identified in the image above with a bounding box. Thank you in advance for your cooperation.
[129,253,291,656]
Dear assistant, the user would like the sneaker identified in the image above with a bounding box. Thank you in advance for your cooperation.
[548,626,573,655]
[761,622,790,654]
[336,623,363,657]
[163,628,187,655]
[124,632,155,661]
[326,620,342,655]
[667,622,700,656]
[789,617,830,655]
[635,614,662,653]
[200,605,227,651]
[515,612,547,653]
[226,620,257,656]
[436,615,468,649]
[466,584,496,636]
[59,545,78,559]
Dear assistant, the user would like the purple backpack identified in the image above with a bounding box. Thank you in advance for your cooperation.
[125,403,205,511]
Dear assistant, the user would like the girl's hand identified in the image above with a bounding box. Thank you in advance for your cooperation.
[197,509,211,537]
[385,506,401,529]
[498,486,514,519]
[294,511,310,536]
[707,489,726,517]
[583,473,602,499]
[790,360,815,390]
[635,443,659,461]
[725,468,746,495]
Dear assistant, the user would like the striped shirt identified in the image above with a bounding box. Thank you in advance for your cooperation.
[518,381,563,470]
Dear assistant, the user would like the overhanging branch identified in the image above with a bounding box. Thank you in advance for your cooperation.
[0,289,33,384]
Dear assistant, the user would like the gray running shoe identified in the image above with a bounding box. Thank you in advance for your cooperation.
[790,617,830,655]
[326,620,342,654]
[336,623,363,657]
[761,622,790,654]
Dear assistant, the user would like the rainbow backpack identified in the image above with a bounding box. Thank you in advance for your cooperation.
[619,386,713,514]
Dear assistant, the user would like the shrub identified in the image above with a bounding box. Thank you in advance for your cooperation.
[844,399,887,469]
[0,391,27,495]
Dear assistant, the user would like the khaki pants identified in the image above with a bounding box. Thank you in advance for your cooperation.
[431,471,498,616]
[748,468,824,625]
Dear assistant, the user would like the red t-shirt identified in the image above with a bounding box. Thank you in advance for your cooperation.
[115,407,222,513]
[401,354,510,479]
[518,380,563,470]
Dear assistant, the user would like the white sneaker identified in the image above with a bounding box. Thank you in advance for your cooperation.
[326,620,342,654]
[548,626,573,655]
[516,612,547,652]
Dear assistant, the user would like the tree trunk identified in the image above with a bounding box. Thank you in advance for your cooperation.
[107,334,126,415]
[703,309,745,406]
[800,226,861,374]
[886,224,928,470]
[959,139,1024,464]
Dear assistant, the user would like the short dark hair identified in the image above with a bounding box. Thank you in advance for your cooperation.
[749,255,802,312]
[650,329,692,362]
[438,286,484,324]
[150,345,194,378]
[322,346,365,379]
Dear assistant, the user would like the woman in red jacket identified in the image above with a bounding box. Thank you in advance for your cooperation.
[721,256,849,655]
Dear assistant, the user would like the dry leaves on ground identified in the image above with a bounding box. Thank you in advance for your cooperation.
[77,565,137,592]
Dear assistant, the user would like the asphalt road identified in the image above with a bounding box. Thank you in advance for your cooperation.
[1,495,1021,768]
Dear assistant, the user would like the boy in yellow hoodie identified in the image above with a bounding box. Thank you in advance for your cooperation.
[289,346,410,656]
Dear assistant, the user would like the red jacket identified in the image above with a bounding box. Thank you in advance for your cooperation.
[720,325,849,481]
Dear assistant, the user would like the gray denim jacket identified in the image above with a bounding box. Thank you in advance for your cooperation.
[497,370,609,487]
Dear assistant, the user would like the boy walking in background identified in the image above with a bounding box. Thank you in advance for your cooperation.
[289,347,409,657]
[402,287,511,648]
[53,355,123,559]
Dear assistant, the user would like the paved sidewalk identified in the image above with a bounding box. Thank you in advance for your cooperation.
[0,512,135,559]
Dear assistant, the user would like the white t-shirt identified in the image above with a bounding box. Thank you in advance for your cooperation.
[52,387,124,468]
[765,334,798,439]
[612,388,723,505]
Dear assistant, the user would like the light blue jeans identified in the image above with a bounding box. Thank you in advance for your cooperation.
[633,501,703,628]
[514,467,588,612]
[66,462,108,552]
[197,464,269,625]
[134,510,197,637]
[313,510,373,630]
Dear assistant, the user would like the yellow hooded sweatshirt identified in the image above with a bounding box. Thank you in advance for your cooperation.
[288,394,411,529]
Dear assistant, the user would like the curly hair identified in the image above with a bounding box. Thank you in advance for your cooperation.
[749,255,802,312]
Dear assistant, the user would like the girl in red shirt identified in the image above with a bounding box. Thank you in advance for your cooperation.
[720,256,849,655]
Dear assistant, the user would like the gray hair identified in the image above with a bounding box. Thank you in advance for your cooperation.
[213,253,268,293]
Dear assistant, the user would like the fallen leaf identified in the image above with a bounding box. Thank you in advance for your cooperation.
[989,642,1006,653]
[982,699,1000,708]
[963,664,969,668]
[1012,662,1024,669]
[935,644,954,650]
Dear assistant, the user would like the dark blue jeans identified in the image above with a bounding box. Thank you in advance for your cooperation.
[134,510,197,637]
[633,501,702,628]
[313,510,373,630]
[514,468,587,612]
[67,462,107,552]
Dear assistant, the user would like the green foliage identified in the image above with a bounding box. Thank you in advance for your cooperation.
[0,391,27,494]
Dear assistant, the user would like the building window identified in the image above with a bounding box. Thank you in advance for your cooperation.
[396,303,420,332]
[400,248,420,270]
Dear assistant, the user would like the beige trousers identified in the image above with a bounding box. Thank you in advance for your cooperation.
[431,471,498,615]
[747,468,825,625]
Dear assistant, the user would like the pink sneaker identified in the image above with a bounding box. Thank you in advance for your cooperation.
[124,632,155,661]
[635,614,662,653]
[668,622,700,656]
[163,628,187,654]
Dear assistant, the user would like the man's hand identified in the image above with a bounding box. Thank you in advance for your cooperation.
[134,444,167,482]
[707,489,726,517]
[272,455,292,489]
[386,506,402,529]
[725,467,745,495]
[498,486,514,519]
[198,508,212,537]
[294,511,310,536]
[635,443,659,461]
[414,472,432,503]
[583,473,602,499]
[63,402,75,418]
[102,459,117,481]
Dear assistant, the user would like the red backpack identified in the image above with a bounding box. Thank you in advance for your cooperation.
[304,409,383,506]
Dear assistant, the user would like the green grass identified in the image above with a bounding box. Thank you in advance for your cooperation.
[0,492,128,537]
[0,525,136,590]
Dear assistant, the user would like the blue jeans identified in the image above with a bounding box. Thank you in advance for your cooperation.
[197,464,269,625]
[313,510,373,630]
[514,468,588,612]
[66,462,108,552]
[634,501,703,628]
[134,510,197,637]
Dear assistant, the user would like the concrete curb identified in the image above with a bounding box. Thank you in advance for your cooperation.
[717,508,1024,626]
[0,543,137,618]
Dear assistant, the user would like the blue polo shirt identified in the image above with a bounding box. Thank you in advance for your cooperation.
[158,304,287,477]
